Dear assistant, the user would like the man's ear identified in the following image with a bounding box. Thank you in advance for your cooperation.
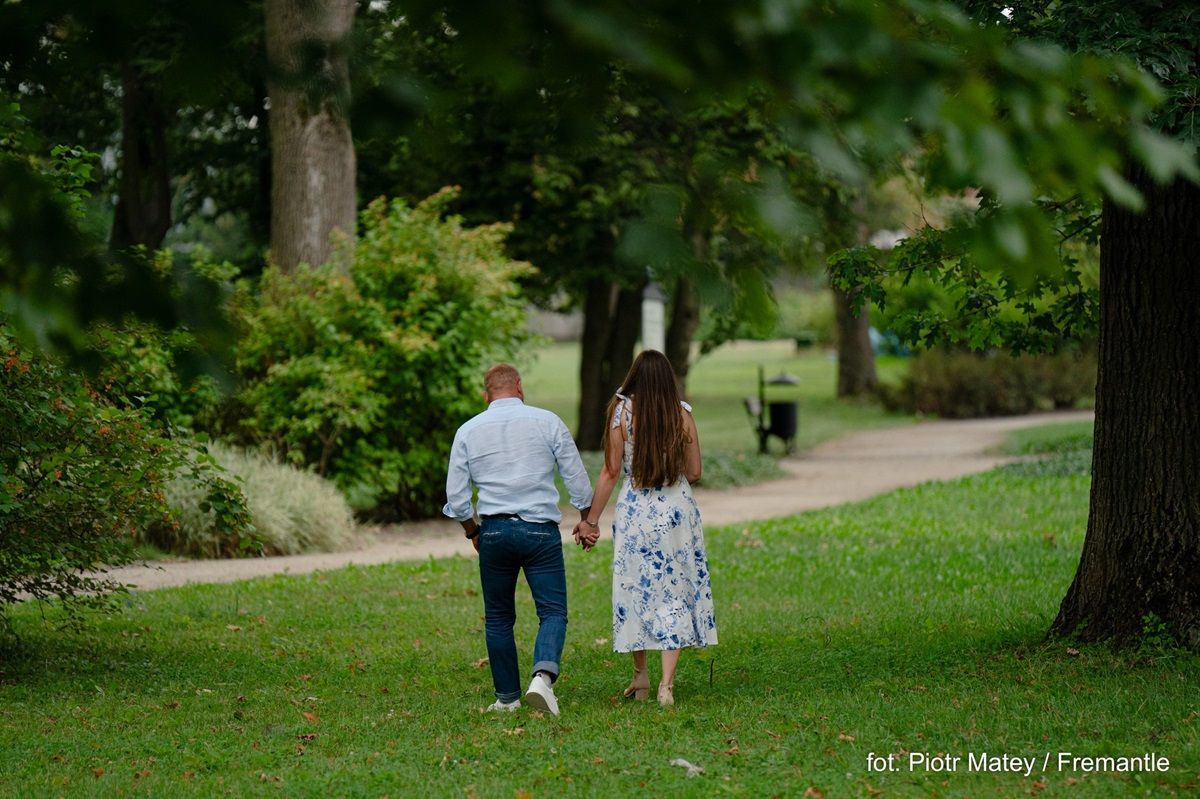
[516,379,525,400]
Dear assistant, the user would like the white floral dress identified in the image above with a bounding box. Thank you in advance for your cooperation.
[610,395,718,653]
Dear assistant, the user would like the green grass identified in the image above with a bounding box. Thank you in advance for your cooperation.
[997,420,1095,456]
[996,420,1094,478]
[521,339,913,453]
[3,461,1197,796]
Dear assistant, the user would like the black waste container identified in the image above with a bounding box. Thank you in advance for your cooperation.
[768,401,798,441]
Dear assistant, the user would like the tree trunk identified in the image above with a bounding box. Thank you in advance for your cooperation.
[665,275,700,399]
[576,278,644,449]
[264,0,357,272]
[833,284,878,397]
[834,203,878,398]
[578,278,617,450]
[1050,166,1200,648]
[110,63,171,251]
[250,74,273,249]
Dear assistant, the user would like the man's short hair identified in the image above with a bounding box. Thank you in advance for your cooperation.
[485,363,521,394]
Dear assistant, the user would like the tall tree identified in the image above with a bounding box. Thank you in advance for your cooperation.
[1051,163,1199,644]
[833,0,1200,647]
[110,63,171,251]
[264,0,356,271]
[994,1,1200,646]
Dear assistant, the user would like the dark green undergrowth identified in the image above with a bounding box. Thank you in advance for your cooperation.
[1,465,1196,797]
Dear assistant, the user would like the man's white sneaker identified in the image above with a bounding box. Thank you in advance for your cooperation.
[486,699,521,712]
[522,673,560,716]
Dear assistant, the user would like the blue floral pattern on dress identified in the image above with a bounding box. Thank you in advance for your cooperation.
[610,397,718,653]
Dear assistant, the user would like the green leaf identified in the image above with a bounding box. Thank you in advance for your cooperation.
[1096,165,1145,211]
[1130,126,1200,184]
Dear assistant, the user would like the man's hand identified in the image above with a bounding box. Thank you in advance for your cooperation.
[459,518,481,553]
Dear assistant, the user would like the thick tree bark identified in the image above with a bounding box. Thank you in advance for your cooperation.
[578,279,617,450]
[1050,167,1200,648]
[264,0,357,272]
[833,285,878,397]
[576,278,644,449]
[665,275,700,399]
[110,63,171,251]
[834,204,878,398]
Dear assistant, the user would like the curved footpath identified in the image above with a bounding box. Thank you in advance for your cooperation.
[108,410,1093,591]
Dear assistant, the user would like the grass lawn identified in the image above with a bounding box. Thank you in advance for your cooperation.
[520,339,912,453]
[2,427,1196,797]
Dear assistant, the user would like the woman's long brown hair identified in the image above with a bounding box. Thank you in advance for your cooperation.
[604,350,689,489]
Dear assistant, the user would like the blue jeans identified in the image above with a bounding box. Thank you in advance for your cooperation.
[478,516,567,702]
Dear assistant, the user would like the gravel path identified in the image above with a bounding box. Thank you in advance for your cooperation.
[108,410,1093,591]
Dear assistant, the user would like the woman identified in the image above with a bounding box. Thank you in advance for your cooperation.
[575,350,718,706]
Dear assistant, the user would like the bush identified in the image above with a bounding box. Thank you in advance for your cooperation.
[881,348,1096,418]
[233,189,533,519]
[87,320,222,433]
[0,328,176,623]
[153,443,356,557]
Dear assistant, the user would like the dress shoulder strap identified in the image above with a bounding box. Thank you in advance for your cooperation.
[680,400,693,413]
[612,392,631,429]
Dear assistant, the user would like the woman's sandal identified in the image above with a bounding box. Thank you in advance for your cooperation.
[623,671,650,701]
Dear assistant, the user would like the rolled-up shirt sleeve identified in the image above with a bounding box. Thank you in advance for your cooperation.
[442,431,474,521]
[552,417,594,510]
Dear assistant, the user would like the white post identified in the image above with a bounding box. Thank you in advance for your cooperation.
[641,282,667,353]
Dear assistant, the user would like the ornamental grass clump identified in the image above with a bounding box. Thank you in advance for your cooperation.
[158,442,357,557]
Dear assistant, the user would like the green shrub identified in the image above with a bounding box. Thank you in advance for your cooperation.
[153,443,356,557]
[881,348,1095,418]
[0,328,176,623]
[233,189,533,519]
[87,320,222,433]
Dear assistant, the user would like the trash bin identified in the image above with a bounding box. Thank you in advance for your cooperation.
[744,367,799,454]
[768,400,797,443]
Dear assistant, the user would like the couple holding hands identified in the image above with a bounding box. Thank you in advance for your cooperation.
[443,351,718,716]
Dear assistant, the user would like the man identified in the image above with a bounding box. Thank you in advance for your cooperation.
[443,363,593,716]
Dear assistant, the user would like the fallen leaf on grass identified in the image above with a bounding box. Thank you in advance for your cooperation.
[134,769,151,779]
[181,771,194,780]
[347,659,366,672]
[515,790,533,799]
[669,758,704,778]
[503,727,525,736]
[593,638,609,647]
[1066,648,1081,657]
[226,625,242,633]
[765,730,781,739]
[302,711,319,724]
[804,788,825,799]
[471,658,489,669]
[297,733,318,742]
[591,757,604,765]
[838,732,855,742]
[92,768,104,779]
